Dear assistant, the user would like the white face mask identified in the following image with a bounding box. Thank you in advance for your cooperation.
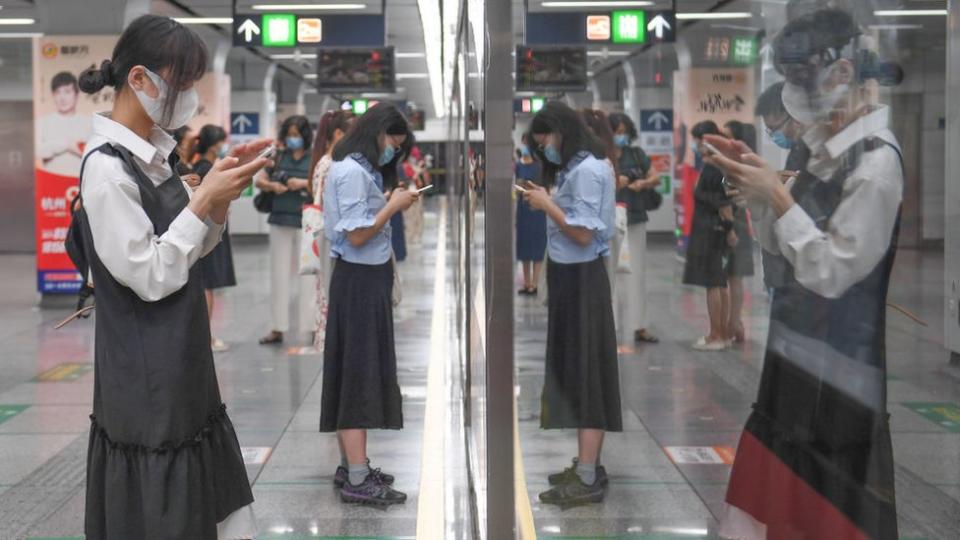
[782,64,849,125]
[134,67,199,129]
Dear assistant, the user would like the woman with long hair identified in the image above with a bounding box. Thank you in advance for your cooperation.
[73,15,271,538]
[514,133,545,295]
[308,109,354,351]
[321,103,419,505]
[522,101,621,506]
[579,109,627,332]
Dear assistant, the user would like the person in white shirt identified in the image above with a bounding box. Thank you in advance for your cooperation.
[72,15,271,540]
[705,8,903,539]
[37,71,92,177]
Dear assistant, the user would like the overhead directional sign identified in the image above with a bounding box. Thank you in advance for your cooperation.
[612,10,646,44]
[236,17,260,45]
[642,109,672,132]
[231,112,259,135]
[646,10,676,43]
[233,13,385,48]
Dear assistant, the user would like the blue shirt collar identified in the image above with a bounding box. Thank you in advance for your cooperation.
[349,152,384,189]
[558,151,591,187]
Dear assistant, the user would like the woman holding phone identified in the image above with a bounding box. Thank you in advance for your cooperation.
[73,15,271,538]
[707,9,903,538]
[522,102,620,507]
[321,103,419,505]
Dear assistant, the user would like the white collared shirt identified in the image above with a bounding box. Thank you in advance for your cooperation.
[80,113,224,302]
[751,106,903,299]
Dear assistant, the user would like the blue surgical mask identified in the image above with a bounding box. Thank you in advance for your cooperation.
[691,141,700,157]
[216,145,229,159]
[379,145,397,166]
[543,144,562,165]
[770,130,794,150]
[520,146,531,157]
[614,134,630,148]
[285,136,304,150]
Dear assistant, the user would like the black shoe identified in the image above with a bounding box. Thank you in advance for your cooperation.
[547,458,608,487]
[334,461,395,487]
[259,330,284,345]
[539,476,605,507]
[340,469,407,506]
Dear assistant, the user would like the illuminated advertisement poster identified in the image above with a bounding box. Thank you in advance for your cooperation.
[32,36,116,294]
[672,67,754,254]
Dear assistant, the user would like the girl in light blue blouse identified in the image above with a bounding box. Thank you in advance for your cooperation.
[320,103,419,506]
[522,101,622,507]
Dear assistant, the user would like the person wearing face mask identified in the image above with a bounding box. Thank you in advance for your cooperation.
[609,112,661,345]
[193,124,238,353]
[401,146,428,246]
[706,9,903,539]
[522,102,620,507]
[307,110,355,352]
[754,81,811,296]
[257,115,315,345]
[320,103,419,505]
[71,15,272,539]
[683,120,734,351]
[515,133,546,295]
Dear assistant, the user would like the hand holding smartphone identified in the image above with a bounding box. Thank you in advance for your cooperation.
[415,184,434,194]
[514,184,527,193]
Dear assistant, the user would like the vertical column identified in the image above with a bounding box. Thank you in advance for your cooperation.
[483,0,516,537]
[945,0,960,364]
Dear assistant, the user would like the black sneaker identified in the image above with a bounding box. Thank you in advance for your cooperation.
[340,469,407,506]
[547,458,609,487]
[334,461,395,487]
[539,476,605,507]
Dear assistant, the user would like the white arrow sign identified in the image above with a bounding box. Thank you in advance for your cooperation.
[232,114,253,133]
[237,18,260,43]
[648,111,670,130]
[647,14,671,39]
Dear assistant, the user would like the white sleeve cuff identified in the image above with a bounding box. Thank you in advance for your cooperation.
[170,207,211,250]
[773,203,820,255]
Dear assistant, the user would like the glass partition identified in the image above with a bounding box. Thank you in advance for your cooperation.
[506,1,957,539]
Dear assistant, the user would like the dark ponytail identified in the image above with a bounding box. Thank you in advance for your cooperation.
[79,60,116,94]
[78,15,208,124]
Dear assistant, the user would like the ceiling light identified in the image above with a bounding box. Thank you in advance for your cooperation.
[174,17,233,24]
[587,50,630,57]
[0,32,42,38]
[270,53,318,59]
[676,12,752,20]
[303,73,318,79]
[874,9,947,16]
[417,0,445,118]
[253,3,366,10]
[396,73,429,79]
[0,18,35,25]
[395,52,426,58]
[541,1,653,7]
[868,24,924,30]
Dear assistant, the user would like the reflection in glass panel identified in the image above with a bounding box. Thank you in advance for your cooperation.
[511,1,956,539]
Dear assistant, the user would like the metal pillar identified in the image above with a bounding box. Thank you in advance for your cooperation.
[945,0,960,365]
[484,0,516,537]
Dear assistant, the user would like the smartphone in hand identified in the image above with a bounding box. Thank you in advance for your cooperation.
[514,184,527,193]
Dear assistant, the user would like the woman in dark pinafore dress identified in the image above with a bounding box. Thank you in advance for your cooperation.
[68,15,273,539]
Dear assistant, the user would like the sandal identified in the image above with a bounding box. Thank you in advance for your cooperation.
[634,329,659,344]
[259,331,284,345]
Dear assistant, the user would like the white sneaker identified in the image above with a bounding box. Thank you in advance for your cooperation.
[693,337,727,351]
[211,338,230,353]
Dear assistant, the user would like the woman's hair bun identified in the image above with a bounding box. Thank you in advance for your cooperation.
[78,59,116,94]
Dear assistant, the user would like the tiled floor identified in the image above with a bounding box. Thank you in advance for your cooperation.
[2,206,960,539]
[0,209,469,539]
[516,236,960,539]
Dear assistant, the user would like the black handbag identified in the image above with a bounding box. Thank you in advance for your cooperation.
[641,188,663,211]
[253,191,274,213]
